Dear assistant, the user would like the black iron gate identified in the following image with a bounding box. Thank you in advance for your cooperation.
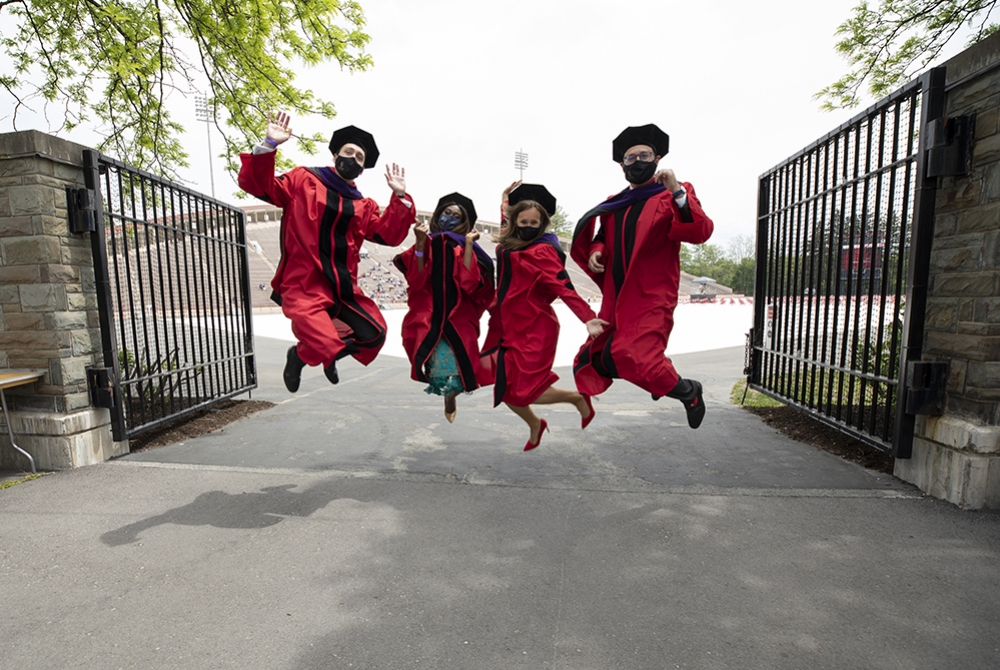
[83,150,256,441]
[748,68,946,457]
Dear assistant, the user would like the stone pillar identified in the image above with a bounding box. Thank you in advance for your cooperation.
[894,34,1000,508]
[0,130,126,469]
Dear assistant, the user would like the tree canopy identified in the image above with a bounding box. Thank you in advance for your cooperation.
[548,206,574,238]
[1,0,372,175]
[817,0,999,109]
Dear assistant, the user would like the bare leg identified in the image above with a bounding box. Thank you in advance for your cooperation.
[534,385,592,420]
[505,403,542,443]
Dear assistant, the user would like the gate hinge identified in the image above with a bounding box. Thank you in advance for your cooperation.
[905,361,948,416]
[925,115,976,178]
[86,367,116,409]
[66,187,97,233]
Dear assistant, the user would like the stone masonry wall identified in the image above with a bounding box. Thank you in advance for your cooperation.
[0,131,123,469]
[0,132,96,411]
[895,33,1000,508]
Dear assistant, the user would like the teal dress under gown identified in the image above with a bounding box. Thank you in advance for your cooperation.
[424,341,466,397]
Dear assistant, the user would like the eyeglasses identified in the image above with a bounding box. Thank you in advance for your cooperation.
[623,151,655,166]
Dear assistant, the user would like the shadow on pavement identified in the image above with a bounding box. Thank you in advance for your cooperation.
[100,479,345,546]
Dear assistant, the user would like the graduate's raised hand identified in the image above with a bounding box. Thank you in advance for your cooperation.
[653,169,681,193]
[466,229,480,243]
[414,221,430,246]
[385,163,406,197]
[588,251,605,274]
[586,318,610,340]
[266,110,292,145]
[501,180,522,218]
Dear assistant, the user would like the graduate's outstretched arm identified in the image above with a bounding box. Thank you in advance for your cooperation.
[501,180,521,221]
[365,163,415,246]
[538,249,597,323]
[237,110,294,207]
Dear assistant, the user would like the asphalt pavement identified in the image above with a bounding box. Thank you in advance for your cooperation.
[2,335,999,669]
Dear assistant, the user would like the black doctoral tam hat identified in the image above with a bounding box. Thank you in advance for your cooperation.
[436,192,478,225]
[329,125,379,168]
[508,183,557,217]
[612,124,670,163]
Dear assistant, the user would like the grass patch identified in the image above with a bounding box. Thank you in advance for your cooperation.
[730,379,786,407]
[0,472,45,490]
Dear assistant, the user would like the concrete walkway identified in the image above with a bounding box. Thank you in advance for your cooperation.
[2,337,999,669]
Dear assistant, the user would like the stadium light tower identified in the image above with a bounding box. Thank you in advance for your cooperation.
[514,149,528,179]
[194,95,216,199]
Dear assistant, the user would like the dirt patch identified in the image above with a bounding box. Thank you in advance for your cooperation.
[741,405,895,474]
[129,399,275,452]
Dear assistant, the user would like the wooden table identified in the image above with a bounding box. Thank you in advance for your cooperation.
[0,370,45,474]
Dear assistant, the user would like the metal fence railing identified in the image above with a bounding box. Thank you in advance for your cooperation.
[748,68,945,457]
[83,150,256,441]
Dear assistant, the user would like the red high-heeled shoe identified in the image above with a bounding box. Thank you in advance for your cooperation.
[524,419,549,451]
[581,395,596,429]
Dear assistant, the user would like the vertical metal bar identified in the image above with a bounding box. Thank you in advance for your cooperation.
[202,200,221,398]
[851,113,875,431]
[82,150,126,442]
[820,136,840,415]
[887,96,919,446]
[157,181,178,419]
[752,175,771,386]
[874,100,903,442]
[169,189,193,409]
[765,170,779,392]
[773,165,787,395]
[793,156,807,401]
[864,108,888,436]
[184,193,206,406]
[139,174,165,423]
[219,205,237,394]
[205,199,224,398]
[135,174,154,427]
[222,207,239,392]
[193,197,215,402]
[782,163,796,399]
[894,67,946,458]
[107,166,132,433]
[235,208,256,388]
[805,148,822,408]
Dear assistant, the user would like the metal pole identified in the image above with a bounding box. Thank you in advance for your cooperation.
[83,150,127,442]
[892,66,946,459]
[2,389,35,474]
[206,122,216,199]
[195,95,216,199]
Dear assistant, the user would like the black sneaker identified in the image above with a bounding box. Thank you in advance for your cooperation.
[324,360,339,385]
[283,346,306,393]
[682,381,705,429]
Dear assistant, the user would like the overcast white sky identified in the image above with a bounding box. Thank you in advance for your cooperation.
[1,0,982,247]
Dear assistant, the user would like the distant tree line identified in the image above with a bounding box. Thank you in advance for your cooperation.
[680,235,756,296]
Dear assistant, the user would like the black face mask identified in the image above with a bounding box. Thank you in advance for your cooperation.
[515,225,542,241]
[335,155,364,181]
[624,160,657,185]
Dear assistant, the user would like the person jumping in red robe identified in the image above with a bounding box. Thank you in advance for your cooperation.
[393,193,495,423]
[238,111,416,392]
[482,184,608,451]
[571,124,714,428]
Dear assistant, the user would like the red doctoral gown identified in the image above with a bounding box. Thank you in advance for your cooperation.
[570,182,713,397]
[393,234,496,391]
[483,235,596,407]
[238,151,416,367]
